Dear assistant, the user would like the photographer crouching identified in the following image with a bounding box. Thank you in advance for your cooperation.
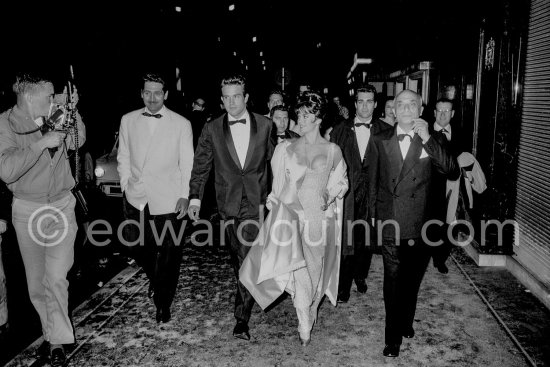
[0,73,85,366]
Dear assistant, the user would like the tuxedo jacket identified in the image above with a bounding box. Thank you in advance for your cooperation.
[431,124,466,157]
[189,112,274,219]
[430,124,463,221]
[330,118,392,254]
[117,107,194,215]
[367,126,459,239]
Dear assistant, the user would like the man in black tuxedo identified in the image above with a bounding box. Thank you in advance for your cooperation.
[330,84,392,302]
[270,105,300,145]
[188,75,274,341]
[366,90,459,357]
[430,98,463,273]
[189,97,209,149]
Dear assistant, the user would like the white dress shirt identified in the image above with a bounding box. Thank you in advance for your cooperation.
[354,116,372,162]
[228,111,251,168]
[434,122,452,141]
[396,125,415,160]
[190,110,251,210]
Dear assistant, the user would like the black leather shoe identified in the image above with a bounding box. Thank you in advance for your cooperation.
[383,344,400,357]
[156,309,162,323]
[402,327,415,339]
[436,264,449,274]
[355,279,368,294]
[50,347,66,367]
[233,322,250,341]
[337,293,350,303]
[36,340,50,360]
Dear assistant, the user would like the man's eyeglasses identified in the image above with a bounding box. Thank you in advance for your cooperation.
[436,109,452,113]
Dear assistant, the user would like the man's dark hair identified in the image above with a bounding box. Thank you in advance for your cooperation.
[355,84,378,101]
[435,98,454,110]
[270,104,290,118]
[221,75,246,95]
[142,73,166,88]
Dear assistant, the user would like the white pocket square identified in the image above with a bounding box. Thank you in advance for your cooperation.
[420,148,429,159]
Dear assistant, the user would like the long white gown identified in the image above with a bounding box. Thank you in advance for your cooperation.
[240,140,348,339]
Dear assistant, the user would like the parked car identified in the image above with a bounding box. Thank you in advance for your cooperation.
[94,133,122,197]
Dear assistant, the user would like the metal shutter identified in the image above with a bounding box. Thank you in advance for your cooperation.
[514,0,550,287]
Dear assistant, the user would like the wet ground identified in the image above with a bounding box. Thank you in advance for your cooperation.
[5,242,550,367]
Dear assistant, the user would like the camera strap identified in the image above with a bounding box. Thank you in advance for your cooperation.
[6,109,42,135]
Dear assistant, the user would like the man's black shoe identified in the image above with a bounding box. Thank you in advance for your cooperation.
[155,309,162,323]
[36,340,50,360]
[0,323,9,344]
[436,264,449,274]
[233,322,250,341]
[383,344,400,357]
[337,293,350,303]
[50,347,66,367]
[355,279,368,294]
[402,327,415,339]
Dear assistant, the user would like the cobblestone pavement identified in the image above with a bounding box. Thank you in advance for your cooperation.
[7,244,539,367]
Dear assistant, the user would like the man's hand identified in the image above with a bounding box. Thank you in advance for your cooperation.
[188,205,200,221]
[320,189,335,211]
[175,198,189,219]
[0,220,7,234]
[412,118,430,143]
[39,131,66,150]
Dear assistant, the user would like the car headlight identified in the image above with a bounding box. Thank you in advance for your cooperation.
[95,167,105,178]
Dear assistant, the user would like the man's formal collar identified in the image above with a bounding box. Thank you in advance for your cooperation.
[354,116,373,125]
[396,124,414,138]
[228,110,250,124]
[143,106,167,117]
[434,122,451,134]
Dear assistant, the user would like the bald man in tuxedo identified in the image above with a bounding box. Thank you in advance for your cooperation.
[367,90,459,357]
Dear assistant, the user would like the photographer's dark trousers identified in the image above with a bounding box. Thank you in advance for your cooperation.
[382,237,431,345]
[122,196,183,311]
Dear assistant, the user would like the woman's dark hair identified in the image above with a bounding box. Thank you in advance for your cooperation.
[295,90,326,120]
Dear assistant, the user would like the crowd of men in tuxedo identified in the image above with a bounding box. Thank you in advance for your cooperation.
[116,74,462,358]
[0,70,463,364]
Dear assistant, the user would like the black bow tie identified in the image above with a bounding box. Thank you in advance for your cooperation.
[355,122,371,129]
[229,118,246,126]
[142,112,162,119]
[397,133,412,142]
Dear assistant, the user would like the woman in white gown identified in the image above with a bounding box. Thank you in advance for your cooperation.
[240,91,348,346]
